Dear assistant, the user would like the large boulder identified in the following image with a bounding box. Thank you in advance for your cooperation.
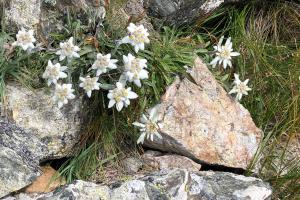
[3,169,272,200]
[2,83,82,160]
[144,0,246,26]
[145,58,262,170]
[0,83,82,198]
[0,119,43,198]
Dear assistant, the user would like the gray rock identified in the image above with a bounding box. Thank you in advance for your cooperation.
[2,83,82,160]
[143,151,202,171]
[4,169,272,200]
[4,0,106,37]
[0,119,42,198]
[144,0,245,26]
[122,157,143,174]
[0,83,83,198]
[144,58,262,169]
[4,0,41,30]
[4,180,110,200]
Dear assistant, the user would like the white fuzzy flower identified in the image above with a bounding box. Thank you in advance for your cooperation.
[56,37,80,61]
[79,76,100,98]
[133,105,162,144]
[229,73,252,101]
[210,36,240,69]
[107,82,138,111]
[12,28,36,51]
[53,84,76,108]
[42,60,67,86]
[123,53,148,87]
[121,23,150,53]
[90,53,118,76]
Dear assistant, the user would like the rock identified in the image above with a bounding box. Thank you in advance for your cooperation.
[0,118,42,198]
[122,157,143,174]
[4,180,111,200]
[24,165,65,193]
[4,0,106,38]
[1,83,82,160]
[106,0,154,33]
[143,151,201,171]
[144,58,262,170]
[4,0,41,30]
[4,169,272,200]
[144,0,245,26]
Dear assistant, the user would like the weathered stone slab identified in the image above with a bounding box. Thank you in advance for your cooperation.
[3,169,272,200]
[144,0,246,26]
[0,119,42,198]
[144,58,262,169]
[2,83,82,160]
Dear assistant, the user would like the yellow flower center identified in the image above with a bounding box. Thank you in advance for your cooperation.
[48,67,60,77]
[237,83,247,93]
[131,59,142,78]
[97,58,109,68]
[130,29,146,43]
[220,48,231,59]
[84,78,95,90]
[113,88,128,103]
[63,44,74,55]
[19,34,32,44]
[56,88,68,101]
[145,121,158,133]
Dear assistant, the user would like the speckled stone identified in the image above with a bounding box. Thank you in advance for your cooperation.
[144,0,245,26]
[143,151,202,171]
[4,169,272,200]
[4,0,41,29]
[144,57,262,169]
[4,0,106,37]
[2,83,82,160]
[0,119,42,198]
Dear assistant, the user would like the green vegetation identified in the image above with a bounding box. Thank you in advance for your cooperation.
[0,0,299,199]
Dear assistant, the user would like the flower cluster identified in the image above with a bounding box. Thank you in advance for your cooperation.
[210,36,251,100]
[13,22,151,113]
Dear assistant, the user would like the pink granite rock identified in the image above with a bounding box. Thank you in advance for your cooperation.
[145,57,262,169]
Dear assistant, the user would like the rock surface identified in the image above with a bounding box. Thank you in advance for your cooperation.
[144,0,245,26]
[0,83,82,198]
[122,157,144,174]
[4,0,106,38]
[143,150,201,171]
[144,58,262,169]
[3,169,272,200]
[0,118,42,198]
[2,83,82,159]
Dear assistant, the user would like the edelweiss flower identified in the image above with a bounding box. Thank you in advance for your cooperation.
[107,82,138,111]
[90,53,118,76]
[123,53,148,87]
[210,36,240,69]
[56,37,80,61]
[229,73,252,101]
[53,84,76,108]
[79,76,100,98]
[12,28,36,51]
[121,23,150,53]
[133,105,162,144]
[42,60,67,86]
